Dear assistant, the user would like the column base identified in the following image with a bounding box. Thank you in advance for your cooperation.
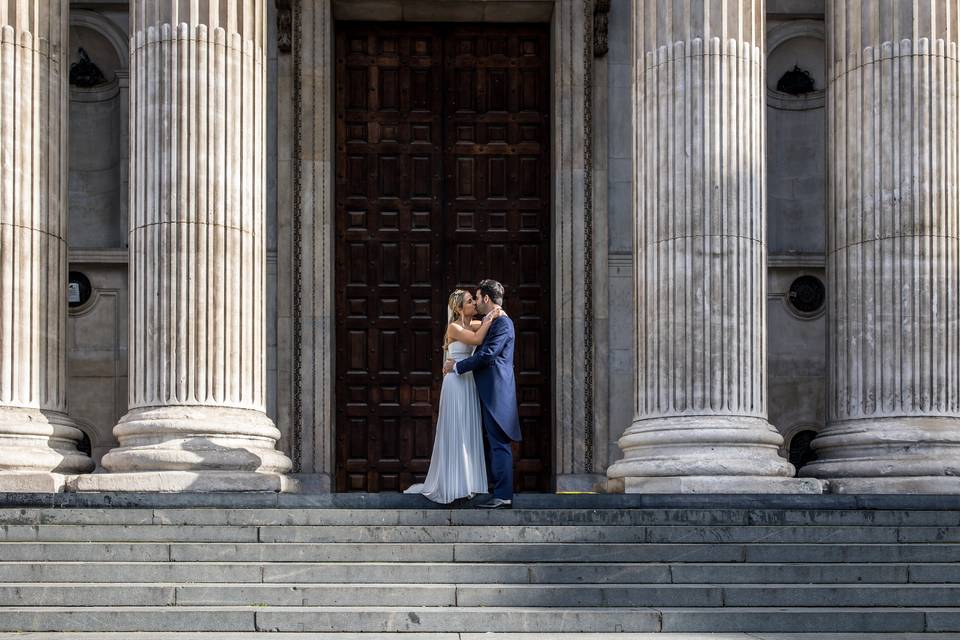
[0,407,95,475]
[802,416,960,491]
[70,470,299,493]
[101,406,293,475]
[608,415,797,479]
[0,472,71,493]
[609,475,823,494]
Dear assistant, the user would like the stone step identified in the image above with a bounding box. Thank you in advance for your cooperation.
[1,583,959,608]
[3,507,959,527]
[0,635,951,640]
[5,523,957,543]
[4,491,959,512]
[2,541,958,563]
[2,561,952,584]
[0,606,954,633]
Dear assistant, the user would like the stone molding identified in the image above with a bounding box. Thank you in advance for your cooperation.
[69,9,129,70]
[767,253,826,269]
[767,18,824,52]
[781,421,821,453]
[69,76,120,103]
[286,0,602,485]
[330,1,555,22]
[582,0,597,473]
[69,249,129,264]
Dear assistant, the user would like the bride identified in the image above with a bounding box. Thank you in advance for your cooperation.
[405,289,502,504]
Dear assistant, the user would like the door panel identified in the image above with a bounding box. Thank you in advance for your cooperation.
[335,23,551,493]
[443,26,551,492]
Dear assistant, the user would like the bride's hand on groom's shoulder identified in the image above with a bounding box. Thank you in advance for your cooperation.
[486,306,504,322]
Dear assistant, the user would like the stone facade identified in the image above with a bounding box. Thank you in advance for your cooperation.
[1,0,958,493]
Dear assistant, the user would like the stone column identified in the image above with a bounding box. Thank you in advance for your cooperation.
[607,0,819,493]
[0,2,95,492]
[801,1,960,493]
[76,0,292,492]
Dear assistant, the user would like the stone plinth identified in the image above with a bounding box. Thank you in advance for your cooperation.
[801,2,960,493]
[79,0,292,491]
[0,2,95,489]
[607,0,812,493]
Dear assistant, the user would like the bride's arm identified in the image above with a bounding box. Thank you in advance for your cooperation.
[446,308,502,346]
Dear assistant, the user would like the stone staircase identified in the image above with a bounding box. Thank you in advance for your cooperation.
[0,493,958,634]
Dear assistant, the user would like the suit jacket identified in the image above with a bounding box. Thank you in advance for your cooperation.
[454,316,522,442]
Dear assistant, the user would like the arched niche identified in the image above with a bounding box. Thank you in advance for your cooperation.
[782,425,820,472]
[765,20,826,255]
[67,11,129,250]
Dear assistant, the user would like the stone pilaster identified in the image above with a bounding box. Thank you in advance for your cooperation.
[802,1,960,493]
[0,2,95,491]
[607,0,819,493]
[76,0,292,492]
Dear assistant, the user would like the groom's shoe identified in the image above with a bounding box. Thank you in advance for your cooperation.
[477,498,512,509]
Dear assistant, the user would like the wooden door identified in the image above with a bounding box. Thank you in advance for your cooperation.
[443,26,552,492]
[335,23,551,493]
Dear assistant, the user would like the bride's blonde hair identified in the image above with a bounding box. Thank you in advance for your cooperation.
[444,289,468,349]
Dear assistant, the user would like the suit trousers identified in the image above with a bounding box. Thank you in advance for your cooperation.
[480,401,513,500]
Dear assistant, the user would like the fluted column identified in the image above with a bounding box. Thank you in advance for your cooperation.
[607,0,819,493]
[0,2,94,491]
[802,1,960,493]
[77,0,292,492]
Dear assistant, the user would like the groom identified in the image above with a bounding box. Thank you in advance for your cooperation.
[442,279,521,509]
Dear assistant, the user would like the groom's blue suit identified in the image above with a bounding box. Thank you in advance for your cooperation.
[454,315,521,500]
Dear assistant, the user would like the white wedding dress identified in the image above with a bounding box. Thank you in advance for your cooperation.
[404,340,488,504]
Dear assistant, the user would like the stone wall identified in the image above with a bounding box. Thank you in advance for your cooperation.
[604,0,635,469]
[47,0,891,489]
[764,11,828,469]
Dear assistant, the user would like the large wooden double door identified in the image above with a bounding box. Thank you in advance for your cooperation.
[334,22,551,492]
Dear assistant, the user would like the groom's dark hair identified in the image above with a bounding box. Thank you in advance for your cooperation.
[478,279,505,306]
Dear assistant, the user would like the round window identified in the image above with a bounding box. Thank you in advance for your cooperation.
[68,271,93,309]
[787,275,825,316]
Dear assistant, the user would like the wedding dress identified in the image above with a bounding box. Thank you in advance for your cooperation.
[404,340,488,504]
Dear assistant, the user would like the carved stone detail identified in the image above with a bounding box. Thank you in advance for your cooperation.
[276,0,291,53]
[593,0,609,58]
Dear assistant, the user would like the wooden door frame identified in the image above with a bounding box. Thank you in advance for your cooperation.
[279,0,608,492]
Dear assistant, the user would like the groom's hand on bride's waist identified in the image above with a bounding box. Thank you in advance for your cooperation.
[442,359,456,375]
